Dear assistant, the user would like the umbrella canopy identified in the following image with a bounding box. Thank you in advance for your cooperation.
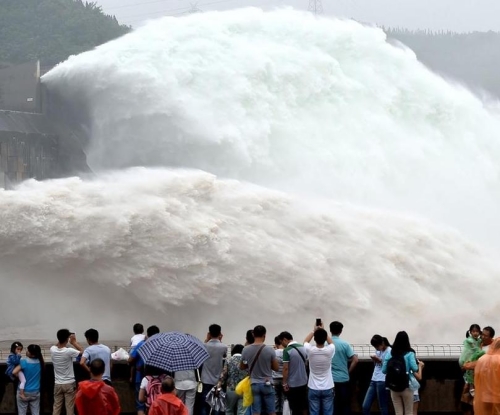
[138,331,210,372]
[206,386,226,412]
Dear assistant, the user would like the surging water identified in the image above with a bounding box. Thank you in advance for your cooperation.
[3,9,500,342]
[43,8,500,246]
[0,169,498,342]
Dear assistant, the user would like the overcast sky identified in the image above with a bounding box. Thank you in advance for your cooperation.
[95,0,500,32]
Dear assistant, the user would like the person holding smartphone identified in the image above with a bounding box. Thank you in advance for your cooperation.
[362,335,391,415]
[303,320,335,415]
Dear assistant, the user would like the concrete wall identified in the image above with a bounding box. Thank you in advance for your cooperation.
[0,360,465,415]
[0,130,58,188]
[0,63,90,179]
[0,62,41,113]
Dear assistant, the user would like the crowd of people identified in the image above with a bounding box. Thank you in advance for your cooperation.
[1,321,499,415]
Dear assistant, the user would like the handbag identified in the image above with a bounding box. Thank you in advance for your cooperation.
[235,345,266,407]
[235,376,253,407]
[196,369,203,393]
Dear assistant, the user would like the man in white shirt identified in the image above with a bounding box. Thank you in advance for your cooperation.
[50,328,84,415]
[303,325,335,415]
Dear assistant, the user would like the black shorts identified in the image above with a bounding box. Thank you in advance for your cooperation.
[287,384,308,414]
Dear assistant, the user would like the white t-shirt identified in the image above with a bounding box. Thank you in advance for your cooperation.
[140,375,163,389]
[304,342,335,390]
[131,334,146,347]
[175,370,197,391]
[50,346,80,385]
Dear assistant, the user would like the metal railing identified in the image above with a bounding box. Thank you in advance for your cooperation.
[0,343,464,363]
[0,345,131,363]
[352,344,463,358]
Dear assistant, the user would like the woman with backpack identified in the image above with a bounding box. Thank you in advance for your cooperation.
[382,331,419,415]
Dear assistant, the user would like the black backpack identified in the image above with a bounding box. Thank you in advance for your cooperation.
[385,354,409,392]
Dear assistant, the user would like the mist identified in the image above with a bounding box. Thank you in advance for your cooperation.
[1,168,499,343]
[95,0,500,32]
[0,9,497,343]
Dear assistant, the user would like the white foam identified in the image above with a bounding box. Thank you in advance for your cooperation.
[43,9,500,246]
[0,169,498,342]
[7,9,500,342]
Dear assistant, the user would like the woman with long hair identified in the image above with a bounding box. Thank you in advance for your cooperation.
[382,331,419,415]
[13,344,44,415]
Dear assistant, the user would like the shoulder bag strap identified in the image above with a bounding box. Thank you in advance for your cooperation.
[289,344,307,364]
[249,345,266,375]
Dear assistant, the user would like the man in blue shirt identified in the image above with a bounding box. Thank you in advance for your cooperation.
[329,321,358,415]
[129,325,160,415]
[80,329,112,385]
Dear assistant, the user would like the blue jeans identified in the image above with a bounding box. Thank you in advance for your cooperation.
[308,388,334,415]
[362,381,389,415]
[251,383,276,414]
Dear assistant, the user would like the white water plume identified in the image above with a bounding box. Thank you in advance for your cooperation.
[2,9,500,343]
[0,169,498,343]
[43,8,500,246]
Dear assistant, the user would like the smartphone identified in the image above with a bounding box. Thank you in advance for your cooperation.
[316,318,322,327]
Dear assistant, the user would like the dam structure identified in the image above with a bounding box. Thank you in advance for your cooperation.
[0,61,87,188]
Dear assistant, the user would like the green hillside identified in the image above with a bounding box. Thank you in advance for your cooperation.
[0,0,130,65]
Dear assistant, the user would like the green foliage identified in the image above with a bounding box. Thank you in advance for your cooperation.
[0,0,130,65]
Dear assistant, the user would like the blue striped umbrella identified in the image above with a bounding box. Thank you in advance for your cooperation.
[137,331,210,372]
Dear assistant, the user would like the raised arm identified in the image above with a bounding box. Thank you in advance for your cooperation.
[304,331,315,344]
[69,334,84,354]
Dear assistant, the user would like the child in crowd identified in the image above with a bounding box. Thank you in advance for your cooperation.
[459,324,483,396]
[6,342,27,400]
[131,323,146,348]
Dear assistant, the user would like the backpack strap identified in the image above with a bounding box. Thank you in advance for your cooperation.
[249,345,266,375]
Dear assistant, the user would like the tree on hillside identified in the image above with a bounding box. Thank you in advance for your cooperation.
[0,0,130,65]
